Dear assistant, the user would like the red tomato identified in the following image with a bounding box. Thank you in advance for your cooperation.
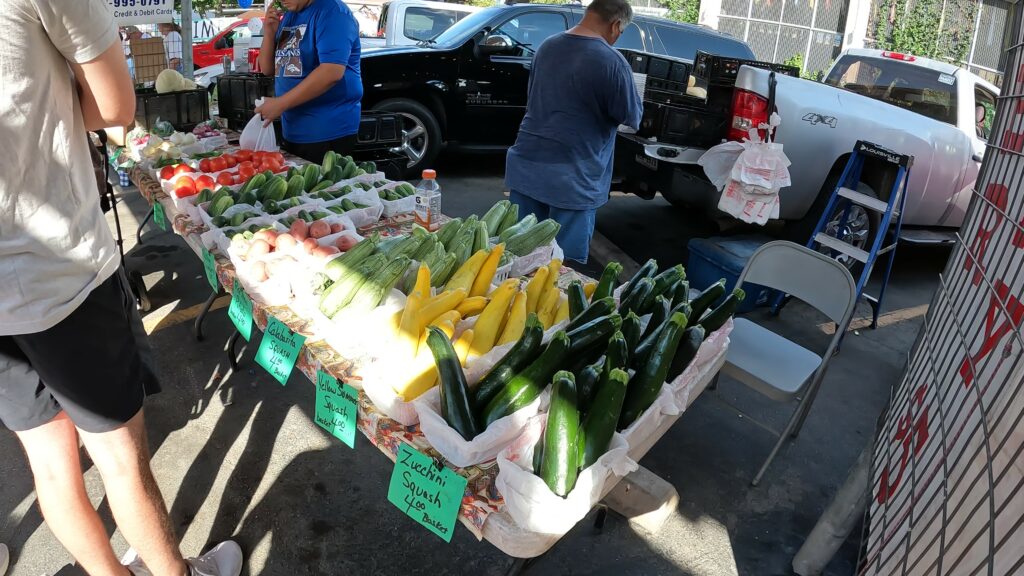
[235,149,253,162]
[253,151,266,164]
[174,164,195,175]
[238,160,254,172]
[237,164,256,180]
[195,175,215,190]
[209,157,227,172]
[216,172,235,187]
[174,177,196,197]
[269,152,285,165]
[198,159,212,173]
[223,154,238,168]
[159,165,176,181]
[233,174,242,185]
[265,158,283,173]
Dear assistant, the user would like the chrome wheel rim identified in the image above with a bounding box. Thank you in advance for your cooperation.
[389,112,428,168]
[820,204,870,269]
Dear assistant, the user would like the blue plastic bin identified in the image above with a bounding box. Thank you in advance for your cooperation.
[686,236,772,313]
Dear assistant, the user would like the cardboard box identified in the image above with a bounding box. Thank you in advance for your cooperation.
[130,37,166,85]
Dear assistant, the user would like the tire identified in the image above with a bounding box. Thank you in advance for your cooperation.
[372,98,442,179]
[787,174,879,274]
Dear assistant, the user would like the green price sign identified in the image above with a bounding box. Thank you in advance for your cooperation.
[314,370,358,449]
[201,247,219,292]
[228,280,253,341]
[255,315,306,386]
[387,443,467,543]
[153,202,168,231]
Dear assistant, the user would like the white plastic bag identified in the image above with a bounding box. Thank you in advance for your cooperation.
[414,386,549,468]
[697,141,744,190]
[239,98,279,152]
[495,414,637,535]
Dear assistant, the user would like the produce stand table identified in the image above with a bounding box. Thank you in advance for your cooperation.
[128,162,729,564]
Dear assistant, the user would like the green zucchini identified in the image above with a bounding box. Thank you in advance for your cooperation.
[699,288,745,335]
[632,306,689,370]
[642,295,671,340]
[672,280,690,308]
[318,253,388,317]
[619,312,688,430]
[429,252,459,288]
[666,325,705,381]
[619,277,654,316]
[593,262,624,301]
[539,370,580,497]
[604,330,628,374]
[566,314,622,357]
[496,202,519,236]
[532,435,545,473]
[580,367,629,468]
[650,264,685,301]
[481,331,570,426]
[619,258,657,303]
[567,280,588,320]
[566,297,615,332]
[341,256,411,312]
[498,213,537,243]
[506,219,560,257]
[574,360,603,416]
[481,200,510,236]
[427,326,481,441]
[620,311,642,361]
[472,314,544,413]
[689,279,726,324]
[473,221,489,254]
[436,217,463,250]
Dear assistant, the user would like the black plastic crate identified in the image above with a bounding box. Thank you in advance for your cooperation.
[639,100,729,149]
[618,49,690,82]
[216,73,275,131]
[692,51,799,87]
[134,88,210,132]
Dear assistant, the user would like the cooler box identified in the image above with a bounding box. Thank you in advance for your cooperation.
[687,236,772,313]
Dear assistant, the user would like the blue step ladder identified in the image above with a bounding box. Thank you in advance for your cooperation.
[782,140,912,329]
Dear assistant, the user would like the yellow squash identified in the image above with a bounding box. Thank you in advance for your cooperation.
[497,290,528,345]
[455,296,488,317]
[416,289,467,330]
[536,285,561,329]
[446,249,490,293]
[470,243,505,298]
[429,310,462,329]
[454,328,474,367]
[413,263,431,298]
[536,258,562,312]
[554,293,570,325]
[470,278,518,357]
[396,289,425,358]
[525,266,549,314]
[396,319,455,401]
[583,281,597,300]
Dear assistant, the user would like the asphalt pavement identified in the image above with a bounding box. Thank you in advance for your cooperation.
[0,151,949,575]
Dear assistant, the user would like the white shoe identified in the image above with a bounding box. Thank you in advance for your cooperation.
[0,543,9,576]
[121,547,153,576]
[187,541,243,576]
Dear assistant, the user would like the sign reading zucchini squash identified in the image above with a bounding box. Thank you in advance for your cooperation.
[387,443,467,542]
[153,201,168,231]
[255,316,306,386]
[228,280,253,341]
[314,370,358,449]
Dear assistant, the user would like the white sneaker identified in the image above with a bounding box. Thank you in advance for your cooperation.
[0,543,9,576]
[121,547,153,576]
[187,541,243,576]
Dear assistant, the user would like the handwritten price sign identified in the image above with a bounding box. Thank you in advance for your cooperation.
[228,280,253,341]
[387,443,467,542]
[314,371,358,449]
[255,316,306,386]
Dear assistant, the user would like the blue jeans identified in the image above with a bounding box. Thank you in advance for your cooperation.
[509,190,596,264]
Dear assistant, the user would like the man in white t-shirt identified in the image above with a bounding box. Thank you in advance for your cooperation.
[0,1,241,574]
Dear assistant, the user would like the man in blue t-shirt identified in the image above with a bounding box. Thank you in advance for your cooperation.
[504,0,642,264]
[256,0,363,162]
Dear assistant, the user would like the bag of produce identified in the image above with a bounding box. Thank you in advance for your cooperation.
[239,98,279,152]
[496,413,636,535]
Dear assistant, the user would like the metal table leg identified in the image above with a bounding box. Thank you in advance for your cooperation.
[227,330,242,371]
[137,206,154,245]
[194,289,221,342]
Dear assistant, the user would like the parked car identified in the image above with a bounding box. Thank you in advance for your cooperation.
[374,0,480,46]
[359,3,752,175]
[616,48,999,245]
[193,20,252,69]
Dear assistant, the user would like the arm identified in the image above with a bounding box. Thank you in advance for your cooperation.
[608,62,642,129]
[70,39,136,130]
[258,6,284,77]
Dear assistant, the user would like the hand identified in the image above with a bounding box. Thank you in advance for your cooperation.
[255,96,288,126]
[264,6,283,36]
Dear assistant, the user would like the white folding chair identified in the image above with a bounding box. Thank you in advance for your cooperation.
[720,241,858,486]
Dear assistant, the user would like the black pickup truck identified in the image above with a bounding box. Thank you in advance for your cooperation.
[358,3,753,176]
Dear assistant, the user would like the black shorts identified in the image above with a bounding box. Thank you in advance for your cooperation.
[0,269,160,433]
[283,134,358,164]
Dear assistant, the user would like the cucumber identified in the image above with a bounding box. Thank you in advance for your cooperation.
[567,280,588,319]
[619,277,654,316]
[620,311,642,362]
[642,295,671,340]
[619,312,688,430]
[472,314,544,413]
[573,360,603,417]
[481,331,570,427]
[566,297,615,332]
[593,262,623,301]
[427,326,481,441]
[580,367,629,468]
[565,314,621,357]
[689,279,727,325]
[699,288,745,335]
[666,325,705,381]
[539,370,580,497]
[619,258,657,303]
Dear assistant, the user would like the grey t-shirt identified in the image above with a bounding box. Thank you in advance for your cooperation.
[0,0,120,335]
[505,32,642,210]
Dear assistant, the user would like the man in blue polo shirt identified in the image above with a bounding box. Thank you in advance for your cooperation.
[256,0,363,162]
[505,0,642,264]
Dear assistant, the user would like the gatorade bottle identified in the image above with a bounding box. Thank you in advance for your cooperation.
[414,169,442,231]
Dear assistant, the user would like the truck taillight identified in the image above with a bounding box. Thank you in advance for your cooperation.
[882,51,916,62]
[728,89,769,142]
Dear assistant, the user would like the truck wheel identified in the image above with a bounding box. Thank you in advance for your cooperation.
[788,178,879,274]
[372,98,441,178]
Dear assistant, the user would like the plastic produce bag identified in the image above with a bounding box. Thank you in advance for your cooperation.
[239,98,279,152]
[697,141,744,190]
[496,414,636,535]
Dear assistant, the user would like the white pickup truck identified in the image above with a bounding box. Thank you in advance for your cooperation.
[615,48,1000,245]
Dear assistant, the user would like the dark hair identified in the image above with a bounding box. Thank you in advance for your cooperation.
[586,0,633,27]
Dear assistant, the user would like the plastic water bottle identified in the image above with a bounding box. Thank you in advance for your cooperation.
[414,169,442,231]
